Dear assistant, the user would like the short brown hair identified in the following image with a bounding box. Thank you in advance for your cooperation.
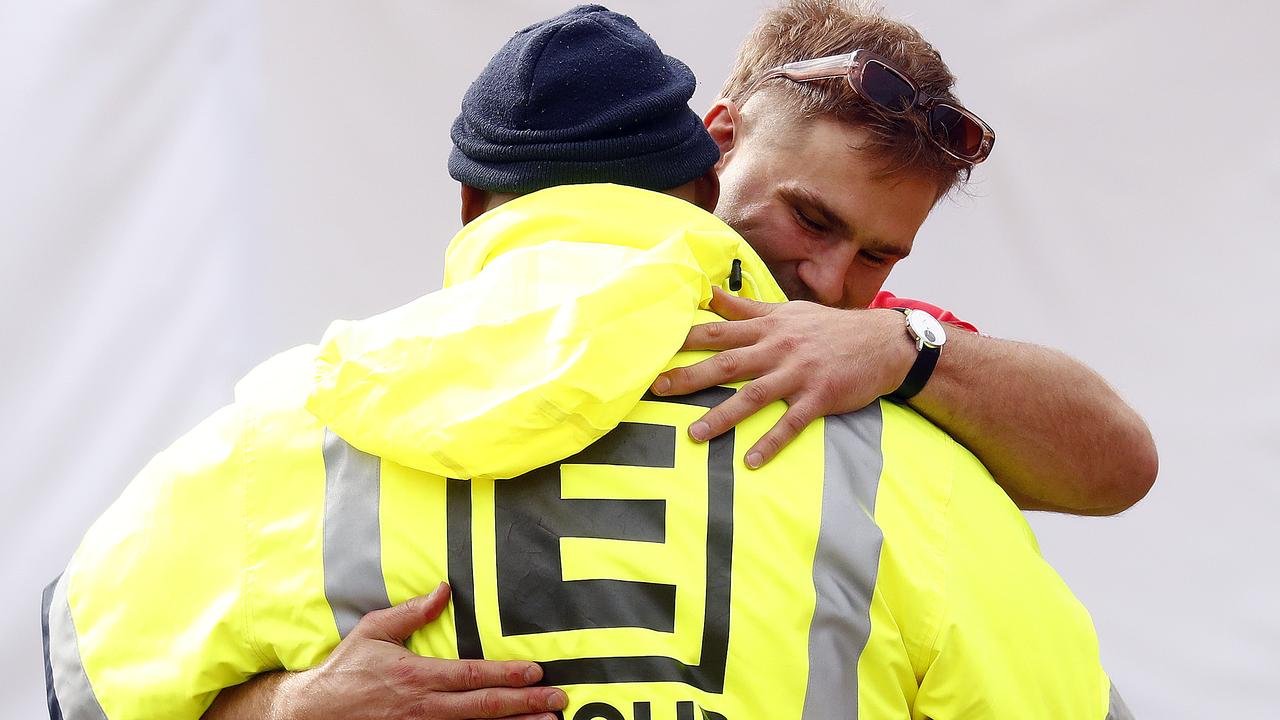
[721,0,970,197]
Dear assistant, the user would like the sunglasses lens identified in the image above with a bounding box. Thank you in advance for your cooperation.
[929,104,985,159]
[860,60,915,113]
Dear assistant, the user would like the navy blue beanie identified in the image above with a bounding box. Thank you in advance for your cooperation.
[448,5,721,194]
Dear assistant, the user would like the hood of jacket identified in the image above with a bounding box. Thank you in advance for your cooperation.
[305,183,786,480]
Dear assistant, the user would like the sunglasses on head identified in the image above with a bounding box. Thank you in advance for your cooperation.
[746,49,995,165]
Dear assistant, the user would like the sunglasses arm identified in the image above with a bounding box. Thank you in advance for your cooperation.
[777,54,854,82]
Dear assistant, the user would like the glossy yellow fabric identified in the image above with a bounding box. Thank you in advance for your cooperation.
[63,185,788,718]
[60,184,1114,719]
[388,354,830,720]
[308,184,784,481]
[65,345,332,719]
[863,401,1114,719]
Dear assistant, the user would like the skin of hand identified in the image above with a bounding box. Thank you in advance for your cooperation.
[652,288,1157,515]
[202,583,566,720]
[653,288,916,469]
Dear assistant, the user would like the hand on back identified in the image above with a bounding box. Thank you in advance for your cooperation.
[205,583,566,720]
[652,288,914,467]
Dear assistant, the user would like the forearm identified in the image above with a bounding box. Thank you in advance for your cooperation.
[203,672,298,720]
[908,329,1157,515]
[650,293,1157,515]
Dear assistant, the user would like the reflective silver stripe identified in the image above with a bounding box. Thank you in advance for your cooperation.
[802,403,886,720]
[322,428,392,638]
[1107,681,1136,719]
[46,572,108,719]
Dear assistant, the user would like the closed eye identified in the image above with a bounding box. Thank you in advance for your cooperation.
[794,207,828,235]
[860,250,890,267]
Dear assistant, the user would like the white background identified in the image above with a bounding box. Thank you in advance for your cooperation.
[3,1,1277,717]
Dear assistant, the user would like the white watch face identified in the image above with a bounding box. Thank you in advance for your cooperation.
[906,310,947,348]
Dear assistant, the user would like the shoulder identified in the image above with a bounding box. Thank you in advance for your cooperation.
[233,343,328,453]
[879,406,1109,714]
[234,343,321,415]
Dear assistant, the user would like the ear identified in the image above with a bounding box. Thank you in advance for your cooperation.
[689,168,720,214]
[703,99,742,171]
[460,184,491,225]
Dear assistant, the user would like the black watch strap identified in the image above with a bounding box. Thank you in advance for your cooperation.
[888,308,941,402]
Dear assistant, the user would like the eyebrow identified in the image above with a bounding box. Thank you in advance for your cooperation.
[779,185,911,259]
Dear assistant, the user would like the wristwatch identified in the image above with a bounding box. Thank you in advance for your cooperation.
[888,307,947,401]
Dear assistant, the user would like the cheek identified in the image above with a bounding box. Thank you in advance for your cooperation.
[744,216,809,264]
[747,231,786,265]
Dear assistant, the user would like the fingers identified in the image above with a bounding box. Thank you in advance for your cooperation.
[422,657,544,691]
[652,291,783,394]
[743,400,820,468]
[709,286,777,321]
[353,582,450,643]
[436,686,568,719]
[687,382,821,467]
[679,317,762,352]
[419,582,452,623]
[652,348,769,398]
[687,378,785,443]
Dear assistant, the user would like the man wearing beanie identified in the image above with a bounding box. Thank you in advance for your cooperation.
[45,7,729,720]
[448,4,721,195]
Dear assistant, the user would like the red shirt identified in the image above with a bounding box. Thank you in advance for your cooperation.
[870,291,979,334]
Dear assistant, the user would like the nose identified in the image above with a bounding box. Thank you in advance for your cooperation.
[796,244,857,307]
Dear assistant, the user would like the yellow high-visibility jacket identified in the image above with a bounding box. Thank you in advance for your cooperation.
[43,184,1133,720]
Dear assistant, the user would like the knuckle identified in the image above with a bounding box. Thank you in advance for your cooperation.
[523,690,545,712]
[505,663,529,686]
[441,659,485,690]
[700,409,730,433]
[741,381,772,406]
[712,351,739,376]
[760,432,783,454]
[814,375,841,398]
[409,703,439,720]
[461,660,486,690]
[783,411,809,434]
[705,322,725,338]
[477,689,503,716]
[404,699,433,720]
[775,334,803,354]
[797,354,822,375]
[387,656,422,685]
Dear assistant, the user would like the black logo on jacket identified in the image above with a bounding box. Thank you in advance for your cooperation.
[447,387,736,692]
